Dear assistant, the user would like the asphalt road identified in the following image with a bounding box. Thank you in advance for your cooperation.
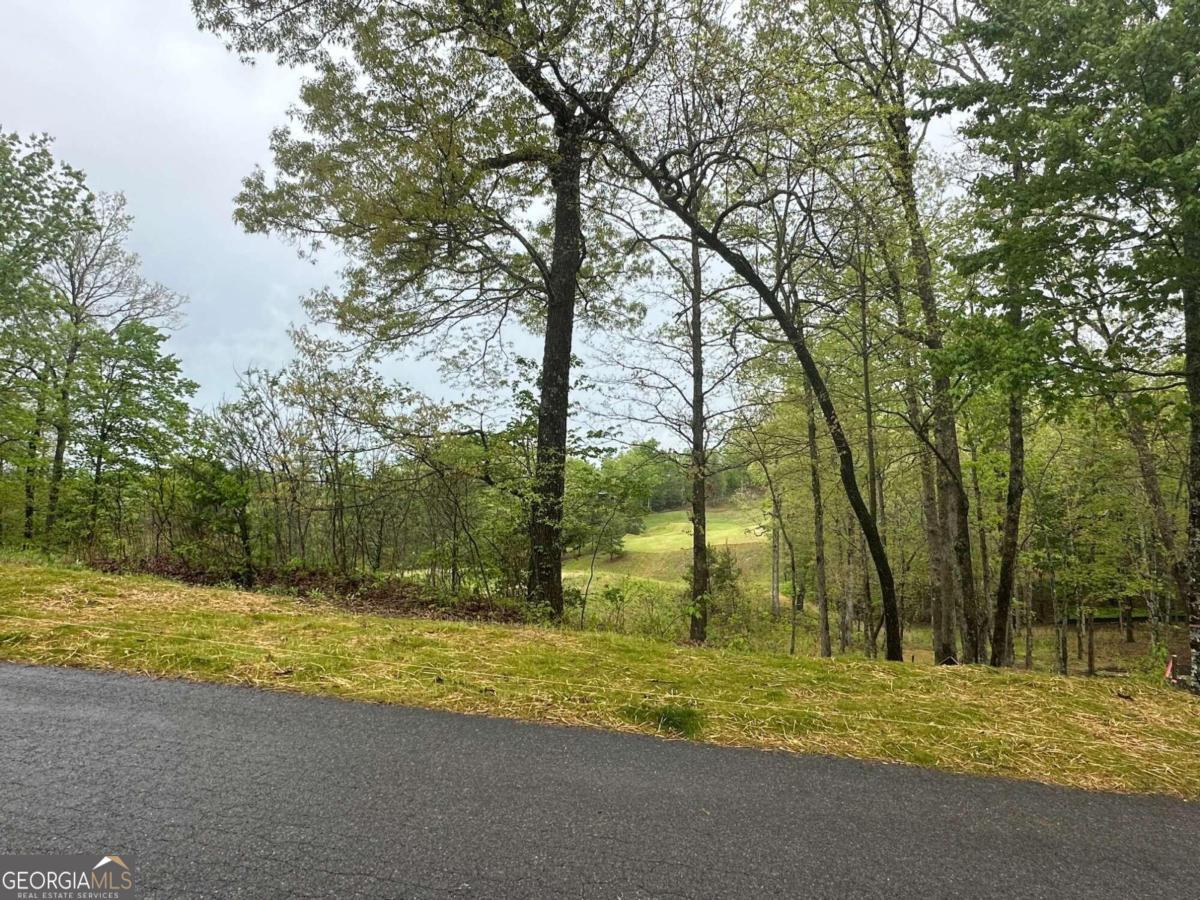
[0,663,1195,899]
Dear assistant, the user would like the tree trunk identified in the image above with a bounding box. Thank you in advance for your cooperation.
[688,224,709,643]
[1123,402,1191,621]
[1086,611,1096,676]
[527,126,584,619]
[841,515,855,653]
[991,386,1025,665]
[886,248,955,664]
[23,430,39,544]
[22,371,47,544]
[237,505,254,589]
[887,110,981,661]
[1076,597,1085,661]
[859,258,880,659]
[862,531,876,658]
[1051,568,1068,675]
[87,452,104,547]
[787,534,802,653]
[1135,519,1160,655]
[1183,222,1200,692]
[44,332,80,539]
[785,528,801,614]
[968,440,991,603]
[806,380,831,657]
[989,160,1029,666]
[770,516,781,617]
[1023,583,1034,670]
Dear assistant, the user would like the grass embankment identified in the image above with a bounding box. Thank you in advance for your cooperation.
[2,560,1199,798]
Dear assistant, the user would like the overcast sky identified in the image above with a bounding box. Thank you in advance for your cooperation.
[0,0,394,407]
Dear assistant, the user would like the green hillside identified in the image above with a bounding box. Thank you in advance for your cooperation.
[564,505,772,588]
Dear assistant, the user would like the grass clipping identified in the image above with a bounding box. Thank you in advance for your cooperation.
[2,561,1199,798]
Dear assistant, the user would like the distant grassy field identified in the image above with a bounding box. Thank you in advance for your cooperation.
[2,560,1199,798]
[564,504,770,587]
[624,506,766,552]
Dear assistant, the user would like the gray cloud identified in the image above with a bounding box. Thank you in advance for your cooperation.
[0,0,363,406]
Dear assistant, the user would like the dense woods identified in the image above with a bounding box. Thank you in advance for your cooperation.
[2,0,1197,688]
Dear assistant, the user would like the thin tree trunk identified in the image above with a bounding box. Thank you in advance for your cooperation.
[841,515,854,653]
[1183,222,1200,691]
[789,562,804,656]
[989,160,1029,666]
[889,110,981,662]
[23,371,47,544]
[770,515,781,617]
[1023,582,1034,670]
[859,256,880,659]
[862,531,876,658]
[785,528,801,614]
[968,440,991,602]
[991,383,1025,665]
[1123,402,1191,622]
[87,452,104,547]
[1005,602,1016,666]
[1144,521,1164,653]
[806,381,831,657]
[688,224,709,642]
[44,332,80,538]
[23,429,40,543]
[1052,568,1068,675]
[1086,611,1096,676]
[787,535,802,654]
[778,309,900,659]
[886,251,954,664]
[1077,599,1085,660]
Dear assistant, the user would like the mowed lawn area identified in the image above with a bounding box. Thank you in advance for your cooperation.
[2,560,1199,798]
[563,505,770,586]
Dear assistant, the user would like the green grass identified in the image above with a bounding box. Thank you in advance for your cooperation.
[2,560,1199,798]
[564,504,769,586]
[620,701,705,738]
[624,506,765,553]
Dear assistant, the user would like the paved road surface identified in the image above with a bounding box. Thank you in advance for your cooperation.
[0,663,1194,898]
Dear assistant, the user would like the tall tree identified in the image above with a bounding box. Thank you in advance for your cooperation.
[195,0,654,618]
[954,0,1200,687]
[40,193,182,540]
[938,0,1070,666]
[0,131,88,299]
[0,132,90,545]
[811,0,984,661]
[577,5,906,659]
[74,322,194,549]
